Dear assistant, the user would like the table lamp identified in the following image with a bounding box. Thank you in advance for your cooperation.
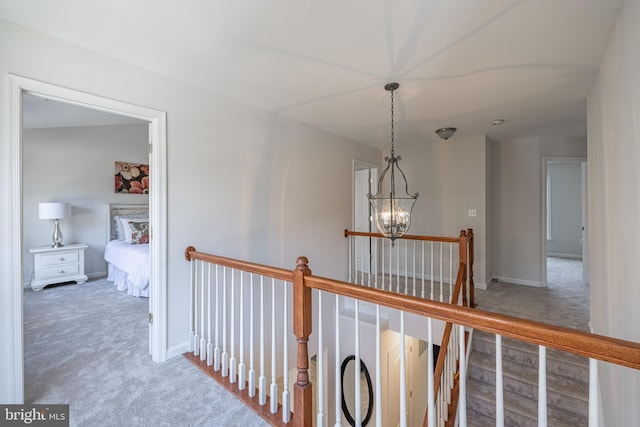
[39,202,71,247]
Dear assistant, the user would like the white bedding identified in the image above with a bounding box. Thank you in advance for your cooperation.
[104,239,150,297]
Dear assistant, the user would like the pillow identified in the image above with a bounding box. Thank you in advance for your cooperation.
[119,217,148,243]
[128,221,150,244]
[114,214,148,241]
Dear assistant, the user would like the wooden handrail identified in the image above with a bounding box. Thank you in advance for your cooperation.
[345,229,461,243]
[303,274,640,369]
[185,246,293,282]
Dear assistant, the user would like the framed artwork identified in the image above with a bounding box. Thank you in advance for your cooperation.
[115,161,149,194]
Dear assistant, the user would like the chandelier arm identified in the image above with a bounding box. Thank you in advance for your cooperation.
[368,156,393,199]
[394,161,419,199]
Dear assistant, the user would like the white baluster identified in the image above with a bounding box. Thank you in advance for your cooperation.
[400,312,407,427]
[222,267,228,377]
[439,243,443,302]
[376,304,382,427]
[207,263,213,366]
[270,278,278,414]
[404,240,408,294]
[412,240,416,296]
[449,243,453,301]
[248,273,256,397]
[259,276,267,405]
[427,317,435,427]
[538,346,547,427]
[317,290,325,427]
[334,294,342,427]
[389,239,393,292]
[380,237,385,290]
[230,269,237,383]
[421,241,425,298]
[360,237,365,286]
[239,271,246,390]
[589,358,598,427]
[214,265,221,371]
[282,282,291,423]
[396,241,400,293]
[496,334,504,427]
[200,260,206,361]
[188,258,195,353]
[355,300,362,426]
[193,260,200,357]
[458,324,467,427]
[430,242,434,300]
[348,233,353,283]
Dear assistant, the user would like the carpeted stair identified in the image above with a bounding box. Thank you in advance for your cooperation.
[465,330,589,427]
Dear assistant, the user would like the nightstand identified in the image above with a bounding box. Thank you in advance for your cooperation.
[30,243,89,291]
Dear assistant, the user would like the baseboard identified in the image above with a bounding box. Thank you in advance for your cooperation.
[87,271,107,280]
[474,281,488,290]
[167,342,189,359]
[491,276,544,287]
[546,253,583,260]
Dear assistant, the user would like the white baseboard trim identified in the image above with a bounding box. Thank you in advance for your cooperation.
[474,282,488,290]
[88,271,107,280]
[167,342,189,360]
[491,276,544,287]
[546,253,582,260]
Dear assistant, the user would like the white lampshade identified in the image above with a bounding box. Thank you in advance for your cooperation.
[39,202,71,220]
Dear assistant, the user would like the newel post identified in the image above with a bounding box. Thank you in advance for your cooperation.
[293,256,312,427]
[458,230,468,307]
[467,228,476,308]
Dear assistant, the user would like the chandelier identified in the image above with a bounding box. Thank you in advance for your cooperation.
[368,82,418,244]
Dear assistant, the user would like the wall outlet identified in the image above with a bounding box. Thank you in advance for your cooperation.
[468,209,477,217]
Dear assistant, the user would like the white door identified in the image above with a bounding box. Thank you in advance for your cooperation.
[355,169,372,274]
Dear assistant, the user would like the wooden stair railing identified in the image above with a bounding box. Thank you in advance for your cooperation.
[184,246,640,426]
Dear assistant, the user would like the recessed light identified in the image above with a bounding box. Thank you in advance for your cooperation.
[491,119,505,126]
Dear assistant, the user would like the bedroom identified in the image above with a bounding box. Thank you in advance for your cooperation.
[22,98,150,295]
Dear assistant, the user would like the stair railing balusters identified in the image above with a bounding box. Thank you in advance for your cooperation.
[317,290,325,426]
[238,271,246,389]
[193,259,199,356]
[270,277,278,414]
[221,267,228,377]
[200,260,206,360]
[259,275,266,406]
[207,263,213,366]
[282,281,290,423]
[539,345,548,426]
[334,293,342,427]
[188,256,194,352]
[496,334,504,427]
[248,273,256,397]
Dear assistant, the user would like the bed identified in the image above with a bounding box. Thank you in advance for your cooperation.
[104,204,150,297]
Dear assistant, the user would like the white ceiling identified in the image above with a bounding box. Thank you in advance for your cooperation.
[0,0,624,148]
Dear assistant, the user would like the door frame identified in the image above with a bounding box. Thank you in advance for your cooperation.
[352,160,378,275]
[4,75,168,403]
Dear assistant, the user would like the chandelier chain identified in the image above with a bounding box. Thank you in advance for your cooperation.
[390,89,395,157]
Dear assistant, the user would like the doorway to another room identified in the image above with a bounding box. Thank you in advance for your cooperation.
[353,161,378,278]
[543,158,587,287]
[6,75,168,404]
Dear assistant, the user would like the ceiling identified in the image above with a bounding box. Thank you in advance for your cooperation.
[0,0,624,149]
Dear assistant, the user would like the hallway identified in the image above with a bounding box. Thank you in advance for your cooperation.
[476,257,589,331]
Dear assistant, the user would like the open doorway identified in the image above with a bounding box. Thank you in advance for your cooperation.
[6,75,167,403]
[543,158,587,286]
[353,160,378,277]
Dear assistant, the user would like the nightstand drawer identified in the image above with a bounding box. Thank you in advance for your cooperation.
[42,252,79,266]
[42,264,80,279]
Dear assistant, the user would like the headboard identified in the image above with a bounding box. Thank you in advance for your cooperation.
[107,204,149,241]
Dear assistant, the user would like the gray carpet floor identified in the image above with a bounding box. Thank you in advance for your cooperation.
[23,278,268,427]
[475,257,589,331]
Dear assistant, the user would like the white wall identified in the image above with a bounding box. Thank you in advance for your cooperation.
[22,124,148,284]
[394,135,489,287]
[587,0,640,423]
[0,19,380,402]
[492,136,586,286]
[546,162,583,258]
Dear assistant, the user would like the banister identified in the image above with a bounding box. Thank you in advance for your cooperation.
[345,228,462,243]
[185,246,293,282]
[303,274,640,370]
